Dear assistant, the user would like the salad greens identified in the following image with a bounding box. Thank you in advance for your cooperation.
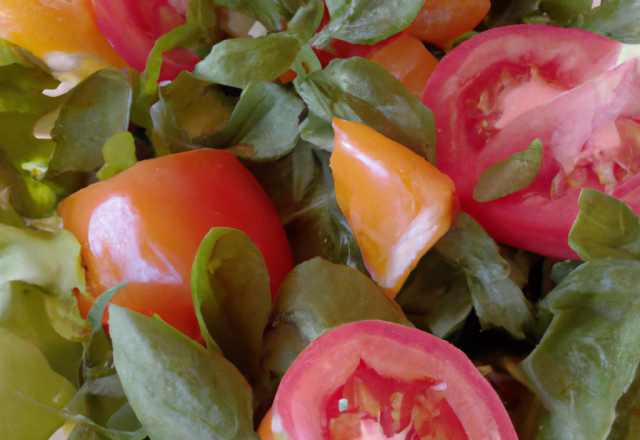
[4,1,640,440]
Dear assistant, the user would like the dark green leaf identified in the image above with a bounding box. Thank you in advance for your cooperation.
[194,33,301,88]
[540,0,591,23]
[86,283,128,337]
[310,0,424,48]
[482,0,542,28]
[579,0,640,43]
[191,227,271,383]
[262,257,411,377]
[300,111,335,151]
[96,132,137,181]
[109,306,259,440]
[473,138,543,202]
[199,81,305,160]
[215,0,294,33]
[50,69,132,173]
[297,57,435,161]
[434,213,534,339]
[522,260,640,440]
[0,327,76,440]
[569,189,640,260]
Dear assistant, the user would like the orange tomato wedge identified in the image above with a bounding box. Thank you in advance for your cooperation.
[257,407,275,440]
[407,0,491,48]
[368,33,439,100]
[330,119,458,297]
[0,0,127,68]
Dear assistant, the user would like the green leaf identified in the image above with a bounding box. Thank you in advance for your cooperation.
[191,228,271,383]
[569,189,640,261]
[522,260,640,440]
[287,0,325,42]
[109,305,259,440]
[473,138,543,202]
[434,213,535,339]
[482,0,544,29]
[300,111,335,151]
[0,282,83,383]
[540,0,591,24]
[199,81,305,160]
[297,57,435,161]
[86,283,128,337]
[578,0,640,43]
[194,33,301,88]
[262,257,411,377]
[0,224,88,340]
[310,0,424,48]
[96,132,137,181]
[50,69,132,173]
[609,366,640,440]
[0,327,76,440]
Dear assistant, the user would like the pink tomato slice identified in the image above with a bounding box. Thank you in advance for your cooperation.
[272,321,517,440]
[423,25,634,260]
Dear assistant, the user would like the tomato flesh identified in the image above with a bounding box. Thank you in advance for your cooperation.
[272,321,517,440]
[58,150,293,341]
[424,25,631,260]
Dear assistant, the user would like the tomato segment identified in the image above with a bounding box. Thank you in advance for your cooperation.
[330,119,458,296]
[424,25,629,260]
[272,321,518,440]
[58,150,293,341]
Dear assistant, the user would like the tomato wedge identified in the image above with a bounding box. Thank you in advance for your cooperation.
[271,321,517,440]
[423,25,637,260]
[58,150,293,341]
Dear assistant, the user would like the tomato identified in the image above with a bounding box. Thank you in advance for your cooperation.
[0,0,126,68]
[57,150,293,341]
[258,408,276,440]
[422,25,637,260]
[91,0,201,80]
[407,0,491,47]
[331,119,458,296]
[271,321,518,440]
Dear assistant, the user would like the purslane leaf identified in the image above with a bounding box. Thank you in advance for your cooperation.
[96,132,137,181]
[109,306,259,440]
[473,138,543,202]
[578,0,640,43]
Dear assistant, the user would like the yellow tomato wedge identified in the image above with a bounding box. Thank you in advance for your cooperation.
[0,0,127,69]
[330,119,458,297]
[368,33,439,100]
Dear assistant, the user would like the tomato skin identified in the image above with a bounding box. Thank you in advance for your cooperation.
[424,25,627,260]
[91,0,200,80]
[272,321,517,440]
[58,150,293,341]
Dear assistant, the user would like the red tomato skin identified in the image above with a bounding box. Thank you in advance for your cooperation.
[58,150,293,340]
[272,321,518,440]
[423,25,625,260]
[91,0,200,80]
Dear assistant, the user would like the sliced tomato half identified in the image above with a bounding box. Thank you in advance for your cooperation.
[423,25,634,260]
[272,321,517,440]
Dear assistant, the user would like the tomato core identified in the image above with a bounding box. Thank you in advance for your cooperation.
[326,360,468,440]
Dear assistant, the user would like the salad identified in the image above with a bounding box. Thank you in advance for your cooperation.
[2,0,640,439]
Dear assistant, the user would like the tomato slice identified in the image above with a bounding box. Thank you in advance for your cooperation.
[272,321,517,440]
[424,25,631,260]
[58,150,293,341]
[91,0,200,80]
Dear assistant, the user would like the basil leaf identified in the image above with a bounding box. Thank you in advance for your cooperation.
[96,132,137,181]
[50,69,132,173]
[434,213,535,339]
[0,327,76,440]
[579,0,640,43]
[191,228,271,383]
[569,189,640,261]
[310,0,424,48]
[198,81,305,160]
[522,260,640,440]
[262,257,411,377]
[473,138,543,202]
[297,57,435,161]
[109,305,259,440]
[194,33,302,88]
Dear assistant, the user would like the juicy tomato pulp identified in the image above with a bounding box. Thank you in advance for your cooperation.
[423,25,639,260]
[58,150,293,341]
[272,321,517,440]
[0,0,126,68]
[91,0,200,80]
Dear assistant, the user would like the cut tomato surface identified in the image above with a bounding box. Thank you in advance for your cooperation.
[272,321,518,440]
[57,150,293,341]
[330,119,458,296]
[423,25,638,260]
